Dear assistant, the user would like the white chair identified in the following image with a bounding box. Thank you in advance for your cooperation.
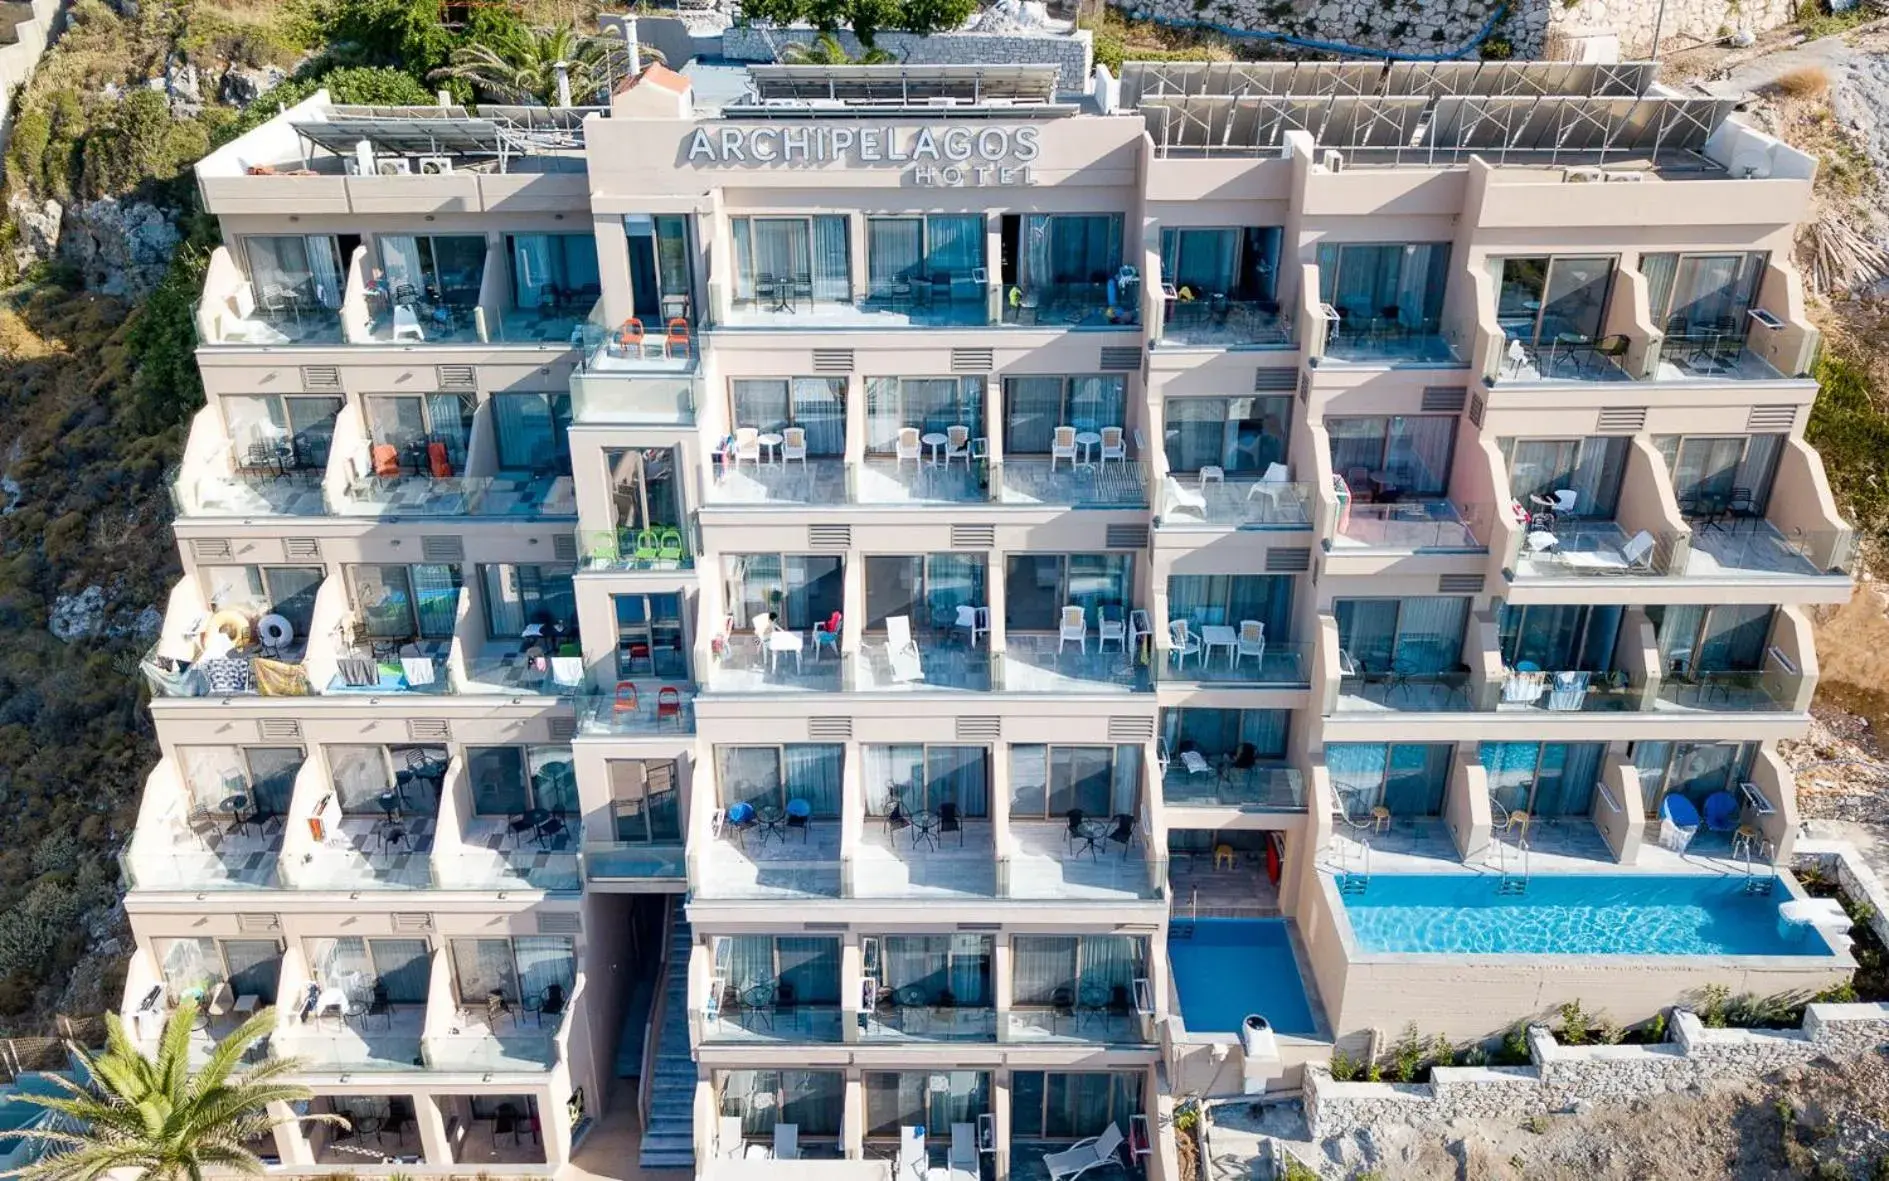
[896,427,923,473]
[718,1116,745,1160]
[1199,465,1224,489]
[781,426,807,466]
[1235,620,1265,669]
[1167,619,1201,668]
[732,427,762,469]
[885,615,923,683]
[1557,529,1656,573]
[400,656,435,687]
[1546,669,1590,711]
[955,604,990,647]
[1050,425,1079,471]
[1099,426,1126,466]
[391,304,425,341]
[750,614,775,654]
[1128,609,1153,655]
[945,424,971,468]
[773,1123,799,1161]
[1058,605,1088,654]
[1044,1122,1124,1181]
[1098,610,1126,654]
[549,656,584,692]
[1247,461,1292,519]
[1164,475,1207,517]
[1505,335,1530,377]
[1551,488,1579,515]
[1502,669,1547,703]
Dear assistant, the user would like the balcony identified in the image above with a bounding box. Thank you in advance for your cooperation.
[705,634,845,693]
[1492,337,1636,384]
[458,648,585,697]
[1007,1006,1148,1045]
[584,843,686,882]
[1513,519,1677,579]
[850,819,998,899]
[1000,822,1164,902]
[691,820,843,901]
[1161,761,1305,810]
[1495,668,1643,713]
[998,634,1151,694]
[1321,311,1459,366]
[194,251,347,348]
[702,982,845,1045]
[275,980,427,1071]
[1156,641,1313,689]
[1334,662,1477,714]
[578,528,693,572]
[855,458,990,506]
[998,284,1131,329]
[122,760,284,891]
[720,288,994,331]
[577,321,698,379]
[1681,519,1846,579]
[332,472,576,519]
[425,1008,563,1072]
[704,456,849,507]
[1157,298,1291,349]
[860,998,997,1042]
[574,689,695,735]
[172,409,331,518]
[283,813,436,890]
[854,641,994,692]
[1652,333,1784,383]
[140,578,325,700]
[1654,650,1805,714]
[1331,501,1488,553]
[1157,474,1314,529]
[435,820,581,892]
[999,458,1149,509]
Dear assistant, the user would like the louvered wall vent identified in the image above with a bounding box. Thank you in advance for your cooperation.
[951,348,994,373]
[235,913,281,933]
[258,719,302,742]
[1421,386,1468,413]
[391,912,434,932]
[537,913,582,934]
[1748,404,1797,431]
[1253,368,1296,392]
[808,716,853,741]
[1438,573,1484,594]
[956,716,1001,741]
[549,717,577,741]
[1468,392,1486,428]
[283,537,321,560]
[552,533,577,561]
[408,719,452,742]
[1105,524,1150,550]
[300,365,342,392]
[1107,716,1155,742]
[808,524,852,550]
[812,349,854,373]
[1266,547,1312,573]
[192,539,233,562]
[1597,406,1647,432]
[436,365,476,390]
[1099,346,1141,372]
[951,524,995,549]
[421,535,465,562]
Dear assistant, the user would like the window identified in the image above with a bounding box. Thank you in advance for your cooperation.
[506,234,600,310]
[1004,554,1131,632]
[719,1071,845,1138]
[716,935,842,1004]
[448,936,573,1005]
[492,392,573,475]
[1498,603,1623,672]
[1009,745,1142,818]
[1649,604,1775,675]
[480,564,576,640]
[1010,1072,1143,1141]
[346,564,461,639]
[716,745,843,816]
[865,377,985,452]
[870,935,992,1006]
[1503,437,1628,517]
[606,447,684,536]
[1160,226,1282,303]
[1166,575,1293,642]
[1008,214,1124,298]
[864,555,985,634]
[1162,396,1290,474]
[865,1072,990,1141]
[724,555,844,631]
[375,234,486,308]
[221,394,344,470]
[467,745,575,816]
[177,745,303,815]
[731,216,851,304]
[243,235,344,309]
[615,593,687,678]
[1326,416,1456,497]
[862,745,990,815]
[1159,709,1288,764]
[624,214,695,322]
[610,759,681,843]
[1491,255,1616,346]
[1632,741,1756,819]
[362,393,474,474]
[324,745,446,814]
[866,215,986,296]
[1641,251,1767,340]
[1326,743,1453,817]
[1012,935,1146,1007]
[1654,434,1784,513]
[1480,742,1606,817]
[730,379,846,456]
[200,565,323,635]
[1004,376,1127,454]
[1315,242,1452,332]
[157,938,282,1005]
[304,936,431,1003]
[1332,597,1469,675]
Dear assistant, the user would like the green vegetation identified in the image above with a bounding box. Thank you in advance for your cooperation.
[10,1002,335,1181]
[779,33,895,64]
[739,0,979,40]
[1796,0,1878,39]
[429,23,619,105]
[1807,349,1889,543]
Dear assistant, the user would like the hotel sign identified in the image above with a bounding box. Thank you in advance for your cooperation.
[685,124,1040,186]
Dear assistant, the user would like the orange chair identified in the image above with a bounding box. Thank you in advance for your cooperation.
[664,318,691,359]
[656,686,683,728]
[428,440,453,478]
[615,318,645,357]
[612,681,639,715]
[371,443,401,478]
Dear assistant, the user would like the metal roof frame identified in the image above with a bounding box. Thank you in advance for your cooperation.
[747,63,1059,105]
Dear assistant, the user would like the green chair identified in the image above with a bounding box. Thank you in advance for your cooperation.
[632,528,660,565]
[657,527,685,564]
[587,534,619,566]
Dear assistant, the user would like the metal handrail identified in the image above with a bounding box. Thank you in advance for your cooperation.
[637,902,676,1136]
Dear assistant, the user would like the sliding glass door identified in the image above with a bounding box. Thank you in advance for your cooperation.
[1326,742,1453,816]
[730,378,846,455]
[716,745,843,816]
[1491,255,1615,345]
[1160,226,1281,303]
[610,758,682,843]
[1498,603,1623,672]
[1316,242,1451,331]
[1480,742,1605,817]
[243,235,345,308]
[1650,604,1774,675]
[1657,434,1783,512]
[346,563,462,639]
[1004,376,1127,454]
[866,215,985,296]
[1642,251,1766,339]
[1009,745,1141,819]
[1010,1072,1143,1142]
[1327,416,1455,497]
[1504,436,1628,517]
[1167,574,1292,641]
[864,377,984,452]
[731,216,851,305]
[724,555,844,631]
[507,234,601,310]
[363,394,474,472]
[862,745,990,815]
[864,554,985,634]
[1333,597,1469,675]
[1632,741,1756,819]
[1162,396,1290,474]
[1004,554,1131,632]
[605,447,683,533]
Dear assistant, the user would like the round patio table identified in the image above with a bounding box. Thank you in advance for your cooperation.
[911,809,939,850]
[756,804,787,843]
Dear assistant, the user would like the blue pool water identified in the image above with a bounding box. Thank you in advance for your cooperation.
[1168,918,1318,1035]
[0,1074,67,1132]
[1340,874,1837,956]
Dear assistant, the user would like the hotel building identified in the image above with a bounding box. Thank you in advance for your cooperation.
[126,43,1854,1180]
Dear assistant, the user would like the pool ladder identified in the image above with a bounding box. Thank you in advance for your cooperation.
[1172,888,1199,939]
[1494,836,1531,896]
[1741,837,1777,895]
[1337,836,1372,895]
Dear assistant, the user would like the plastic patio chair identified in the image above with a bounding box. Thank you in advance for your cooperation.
[632,529,660,564]
[657,527,685,563]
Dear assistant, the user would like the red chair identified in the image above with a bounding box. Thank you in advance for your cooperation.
[655,686,683,728]
[664,318,691,359]
[428,440,453,478]
[371,443,401,478]
[612,681,639,715]
[615,318,645,357]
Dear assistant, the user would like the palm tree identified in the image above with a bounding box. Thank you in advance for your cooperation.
[5,1002,338,1181]
[778,33,896,65]
[430,24,630,106]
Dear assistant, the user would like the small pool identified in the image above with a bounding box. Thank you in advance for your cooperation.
[0,1074,67,1132]
[1168,918,1318,1035]
[1339,874,1838,957]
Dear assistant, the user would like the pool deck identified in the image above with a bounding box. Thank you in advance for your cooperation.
[1320,818,1764,880]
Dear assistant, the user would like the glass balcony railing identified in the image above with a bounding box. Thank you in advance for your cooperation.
[1155,641,1313,688]
[1161,764,1306,810]
[120,847,282,891]
[996,635,1152,694]
[1335,667,1478,713]
[999,284,1135,329]
[425,1028,560,1072]
[430,851,581,893]
[1158,298,1291,349]
[860,1004,997,1042]
[700,997,846,1044]
[1655,668,1801,713]
[1496,668,1642,712]
[331,473,576,518]
[1157,475,1314,528]
[569,370,696,425]
[574,693,694,735]
[170,461,330,518]
[458,653,585,696]
[577,528,692,571]
[999,458,1149,509]
[1006,1008,1151,1044]
[584,843,686,881]
[1332,501,1488,552]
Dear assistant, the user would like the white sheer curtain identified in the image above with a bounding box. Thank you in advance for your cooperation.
[178,746,248,809]
[306,236,342,306]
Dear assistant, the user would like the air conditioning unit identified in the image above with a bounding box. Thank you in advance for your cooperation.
[416,156,454,175]
[1602,169,1646,183]
[1321,149,1344,172]
[1562,166,1604,183]
[375,157,411,176]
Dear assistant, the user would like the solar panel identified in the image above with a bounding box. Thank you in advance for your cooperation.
[291,105,603,159]
[748,64,1059,105]
[1138,93,1428,155]
[1123,59,1660,105]
[1422,95,1738,163]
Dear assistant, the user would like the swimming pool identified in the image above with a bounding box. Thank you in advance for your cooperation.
[1339,874,1838,957]
[0,1074,66,1133]
[1167,918,1318,1035]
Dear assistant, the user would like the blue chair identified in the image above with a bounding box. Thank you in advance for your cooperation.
[1701,791,1741,833]
[725,801,758,846]
[1658,794,1700,853]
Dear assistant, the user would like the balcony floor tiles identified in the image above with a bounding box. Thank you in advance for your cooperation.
[1007,822,1156,902]
[853,820,997,899]
[1004,635,1149,694]
[708,639,844,693]
[133,822,282,889]
[1168,856,1279,914]
[275,1005,427,1070]
[707,458,847,506]
[999,457,1146,508]
[295,816,436,889]
[696,824,842,900]
[1333,680,1470,713]
[859,458,984,505]
[855,641,993,693]
[185,471,327,517]
[1684,521,1823,577]
[1163,647,1309,687]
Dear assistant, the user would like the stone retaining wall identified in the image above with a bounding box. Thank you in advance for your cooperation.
[1305,1004,1889,1139]
[721,26,1092,88]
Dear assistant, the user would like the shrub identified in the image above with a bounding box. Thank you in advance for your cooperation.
[897,0,977,36]
[1557,999,1590,1045]
[1773,65,1831,98]
[1697,983,1732,1028]
[1328,1050,1361,1082]
[1389,1022,1425,1082]
[848,0,902,46]
[741,0,805,25]
[1495,1023,1531,1065]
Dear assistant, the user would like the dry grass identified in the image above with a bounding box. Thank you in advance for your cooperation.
[1811,585,1889,736]
[1772,64,1833,98]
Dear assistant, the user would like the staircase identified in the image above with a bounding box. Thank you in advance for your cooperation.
[638,899,698,1171]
